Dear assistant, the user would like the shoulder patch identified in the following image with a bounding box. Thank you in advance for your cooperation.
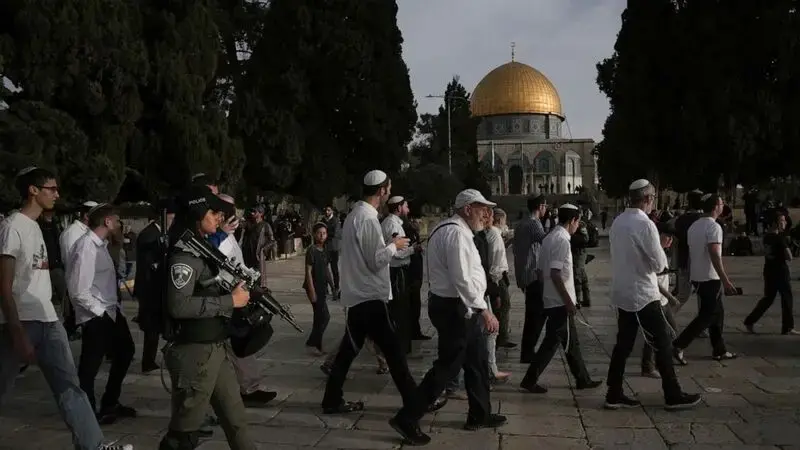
[171,263,194,289]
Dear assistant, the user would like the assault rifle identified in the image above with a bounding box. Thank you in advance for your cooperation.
[177,230,303,333]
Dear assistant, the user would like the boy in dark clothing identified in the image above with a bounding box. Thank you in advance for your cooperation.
[744,211,798,335]
[304,223,335,355]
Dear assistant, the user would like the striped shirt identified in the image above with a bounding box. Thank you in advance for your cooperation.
[512,215,547,289]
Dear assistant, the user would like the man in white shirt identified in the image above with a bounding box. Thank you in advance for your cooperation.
[0,167,132,450]
[485,209,512,381]
[381,195,420,356]
[59,200,98,337]
[321,170,433,422]
[68,204,137,423]
[604,179,700,411]
[392,189,506,445]
[519,204,601,394]
[673,194,739,363]
[217,193,277,407]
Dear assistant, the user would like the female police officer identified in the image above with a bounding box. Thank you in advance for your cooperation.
[159,185,255,450]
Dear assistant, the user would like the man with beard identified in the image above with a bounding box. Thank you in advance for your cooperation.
[381,196,421,356]
[134,199,175,374]
[391,189,506,445]
[320,170,435,422]
[241,205,275,288]
[604,179,701,411]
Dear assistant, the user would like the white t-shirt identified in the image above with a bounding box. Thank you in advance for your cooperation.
[0,212,58,323]
[688,217,723,282]
[541,226,576,309]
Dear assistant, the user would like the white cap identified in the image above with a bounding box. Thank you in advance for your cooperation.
[454,189,496,209]
[559,203,579,210]
[629,179,650,190]
[363,170,388,186]
[387,196,404,205]
[191,173,206,181]
[82,201,99,208]
[17,166,38,176]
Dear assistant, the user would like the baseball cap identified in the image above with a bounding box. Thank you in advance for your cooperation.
[454,189,496,209]
[176,185,225,221]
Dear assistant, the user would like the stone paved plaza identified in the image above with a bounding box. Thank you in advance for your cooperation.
[3,241,800,449]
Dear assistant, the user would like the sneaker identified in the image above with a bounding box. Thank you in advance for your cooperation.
[604,393,641,410]
[782,329,800,335]
[665,393,702,411]
[99,441,134,450]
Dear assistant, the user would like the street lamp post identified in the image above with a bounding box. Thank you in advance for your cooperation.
[425,94,468,175]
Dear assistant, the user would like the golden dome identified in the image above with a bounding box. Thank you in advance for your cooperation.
[470,61,563,118]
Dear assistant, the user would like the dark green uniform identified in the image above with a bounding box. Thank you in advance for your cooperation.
[571,222,591,307]
[159,241,255,450]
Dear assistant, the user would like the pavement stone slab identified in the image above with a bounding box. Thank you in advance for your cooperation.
[2,241,800,448]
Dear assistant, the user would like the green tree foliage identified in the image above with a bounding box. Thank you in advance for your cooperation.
[131,0,243,195]
[232,0,416,206]
[598,0,800,196]
[0,0,147,204]
[1,0,418,208]
[407,76,489,205]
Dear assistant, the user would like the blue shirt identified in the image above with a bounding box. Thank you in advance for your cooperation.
[208,231,227,249]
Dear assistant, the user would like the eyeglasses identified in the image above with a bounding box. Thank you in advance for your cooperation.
[38,186,59,193]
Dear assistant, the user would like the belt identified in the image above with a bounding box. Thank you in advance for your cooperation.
[429,293,483,315]
[172,317,228,344]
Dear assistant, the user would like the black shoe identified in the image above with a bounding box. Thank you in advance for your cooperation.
[320,364,332,376]
[142,363,160,374]
[576,379,603,390]
[464,413,507,431]
[389,416,431,446]
[519,382,547,394]
[426,396,448,413]
[604,393,641,410]
[241,390,277,407]
[412,334,432,341]
[497,341,517,349]
[665,393,702,411]
[322,400,364,415]
[97,403,137,424]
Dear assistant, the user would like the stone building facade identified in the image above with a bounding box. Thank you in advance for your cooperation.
[470,60,597,196]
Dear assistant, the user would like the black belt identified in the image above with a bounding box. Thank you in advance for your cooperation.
[172,317,228,344]
[429,293,483,315]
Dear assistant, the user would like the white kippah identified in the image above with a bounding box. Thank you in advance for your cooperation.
[363,170,388,186]
[191,173,206,181]
[691,188,704,194]
[629,179,650,190]
[387,196,404,205]
[701,193,713,201]
[17,166,38,176]
[82,201,99,208]
[559,203,579,210]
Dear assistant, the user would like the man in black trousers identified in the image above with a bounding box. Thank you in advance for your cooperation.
[391,189,506,446]
[512,194,548,363]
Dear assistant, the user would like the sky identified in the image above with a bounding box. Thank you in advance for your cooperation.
[396,0,627,142]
